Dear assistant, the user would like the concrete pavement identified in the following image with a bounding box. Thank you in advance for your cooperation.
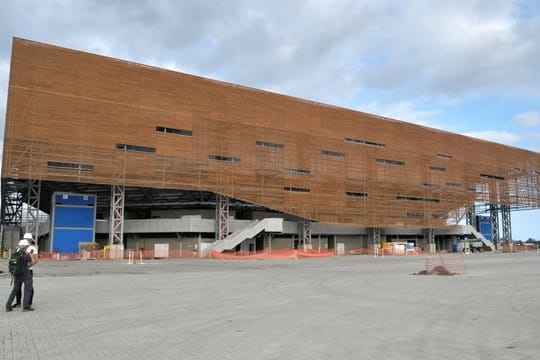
[1,253,539,359]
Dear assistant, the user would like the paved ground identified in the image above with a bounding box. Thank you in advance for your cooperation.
[1,252,539,360]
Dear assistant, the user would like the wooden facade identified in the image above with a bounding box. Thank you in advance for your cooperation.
[3,38,540,228]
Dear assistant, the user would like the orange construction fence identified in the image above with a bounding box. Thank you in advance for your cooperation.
[210,249,335,260]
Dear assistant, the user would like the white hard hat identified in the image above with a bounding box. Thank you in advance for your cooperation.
[18,239,30,247]
[23,233,34,240]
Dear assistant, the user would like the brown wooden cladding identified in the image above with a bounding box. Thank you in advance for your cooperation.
[3,38,540,228]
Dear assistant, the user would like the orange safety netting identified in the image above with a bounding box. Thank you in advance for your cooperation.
[210,249,335,260]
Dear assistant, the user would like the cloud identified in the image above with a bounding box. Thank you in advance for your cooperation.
[514,111,540,128]
[0,0,538,108]
[463,130,520,145]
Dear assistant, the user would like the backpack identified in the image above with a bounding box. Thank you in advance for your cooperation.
[8,248,28,276]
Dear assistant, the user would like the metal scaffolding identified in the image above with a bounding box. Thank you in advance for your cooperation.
[466,203,476,229]
[501,204,512,243]
[1,179,23,226]
[489,204,500,249]
[215,194,229,241]
[371,227,381,256]
[25,179,41,241]
[300,218,312,249]
[109,185,125,245]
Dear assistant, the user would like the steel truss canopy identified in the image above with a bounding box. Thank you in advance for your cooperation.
[2,38,540,229]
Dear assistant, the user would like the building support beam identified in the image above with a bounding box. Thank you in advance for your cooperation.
[300,218,312,250]
[109,185,125,245]
[25,179,41,241]
[423,228,435,253]
[489,204,499,249]
[215,194,229,241]
[371,227,381,257]
[501,204,512,243]
[466,203,476,229]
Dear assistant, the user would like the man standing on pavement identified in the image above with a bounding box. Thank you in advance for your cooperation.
[10,233,39,308]
[5,239,35,312]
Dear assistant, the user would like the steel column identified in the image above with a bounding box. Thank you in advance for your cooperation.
[301,218,312,249]
[466,203,476,229]
[109,185,125,245]
[501,204,512,243]
[489,204,499,249]
[215,194,229,241]
[372,227,381,257]
[25,179,41,241]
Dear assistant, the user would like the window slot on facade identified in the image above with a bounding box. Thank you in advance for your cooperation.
[422,183,439,189]
[322,149,346,158]
[397,196,440,203]
[377,158,405,167]
[156,126,193,136]
[480,173,505,180]
[436,153,453,160]
[284,168,310,176]
[407,211,424,218]
[283,186,310,193]
[467,187,478,193]
[345,137,386,148]
[256,141,284,150]
[47,161,94,171]
[346,192,368,198]
[446,182,462,187]
[432,213,449,219]
[430,166,446,172]
[116,144,156,153]
[209,154,241,163]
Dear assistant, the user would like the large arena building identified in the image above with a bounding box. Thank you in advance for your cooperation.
[1,38,539,256]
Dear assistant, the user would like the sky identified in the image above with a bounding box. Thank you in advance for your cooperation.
[0,0,539,240]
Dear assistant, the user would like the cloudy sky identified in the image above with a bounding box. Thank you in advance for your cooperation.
[0,0,539,239]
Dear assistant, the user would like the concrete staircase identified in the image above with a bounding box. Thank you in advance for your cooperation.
[205,218,284,254]
[465,224,496,251]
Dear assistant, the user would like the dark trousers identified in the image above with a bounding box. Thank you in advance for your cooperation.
[6,271,33,309]
[13,270,34,305]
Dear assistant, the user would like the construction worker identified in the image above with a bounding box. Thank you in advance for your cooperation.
[10,233,38,309]
[5,238,35,311]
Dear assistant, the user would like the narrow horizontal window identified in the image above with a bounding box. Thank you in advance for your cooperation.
[467,187,478,193]
[432,213,449,219]
[480,173,505,180]
[397,196,440,203]
[436,153,453,160]
[256,141,284,150]
[446,182,462,187]
[116,144,156,153]
[209,154,241,163]
[423,183,439,189]
[283,187,310,193]
[377,158,405,167]
[322,149,346,158]
[430,166,446,172]
[47,161,93,171]
[156,126,193,136]
[346,192,368,198]
[284,168,310,176]
[407,211,424,218]
[345,137,386,148]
